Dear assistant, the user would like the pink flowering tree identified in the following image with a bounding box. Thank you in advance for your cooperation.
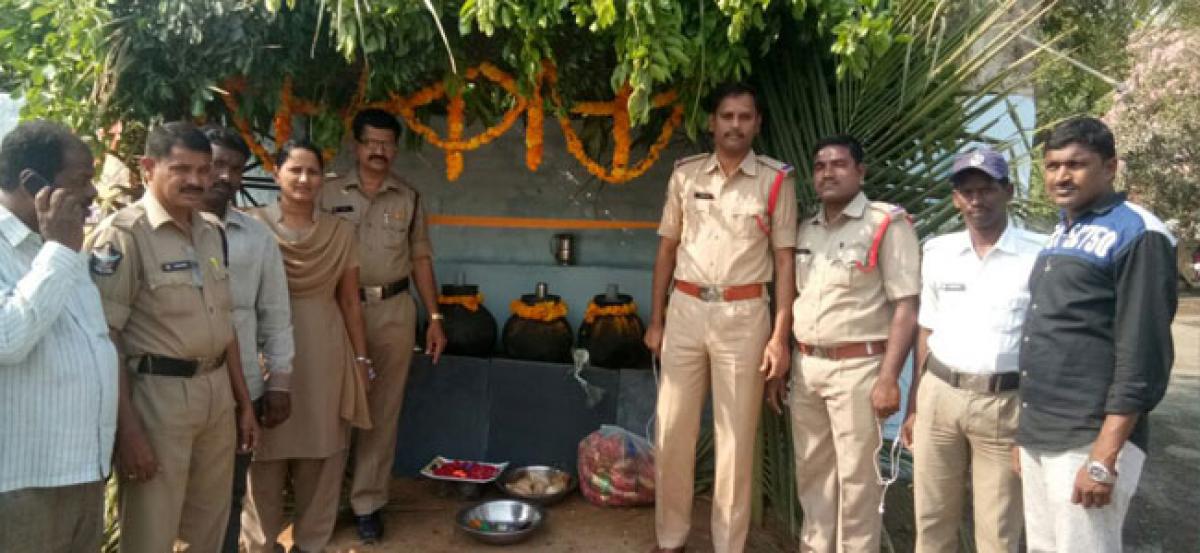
[1106,27,1200,247]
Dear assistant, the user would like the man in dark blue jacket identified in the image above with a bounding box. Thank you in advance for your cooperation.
[1017,116,1177,553]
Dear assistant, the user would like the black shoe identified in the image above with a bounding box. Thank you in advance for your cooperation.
[356,510,384,544]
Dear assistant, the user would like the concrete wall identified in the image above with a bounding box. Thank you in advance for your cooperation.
[323,116,704,330]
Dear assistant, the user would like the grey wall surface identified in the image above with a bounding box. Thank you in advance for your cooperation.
[324,115,702,326]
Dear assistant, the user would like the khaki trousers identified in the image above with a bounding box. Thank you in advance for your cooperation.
[788,352,883,553]
[121,367,235,553]
[240,450,349,553]
[655,290,769,553]
[350,292,417,516]
[912,369,1022,553]
[0,481,104,553]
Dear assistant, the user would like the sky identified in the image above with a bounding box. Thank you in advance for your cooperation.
[0,94,22,140]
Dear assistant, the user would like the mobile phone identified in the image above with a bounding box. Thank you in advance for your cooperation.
[22,170,55,195]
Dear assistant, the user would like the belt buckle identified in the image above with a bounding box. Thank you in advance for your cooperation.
[810,345,829,358]
[699,286,722,302]
[363,286,384,302]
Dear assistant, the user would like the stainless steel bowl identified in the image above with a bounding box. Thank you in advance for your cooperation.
[456,499,545,545]
[496,465,577,506]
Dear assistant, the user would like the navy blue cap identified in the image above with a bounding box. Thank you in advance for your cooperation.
[950,147,1009,185]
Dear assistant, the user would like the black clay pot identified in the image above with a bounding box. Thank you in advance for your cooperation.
[577,293,650,369]
[437,284,497,357]
[502,294,573,363]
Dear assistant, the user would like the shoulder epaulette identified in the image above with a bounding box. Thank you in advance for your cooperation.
[869,201,910,221]
[674,153,708,169]
[108,203,145,230]
[757,156,794,176]
[198,211,223,227]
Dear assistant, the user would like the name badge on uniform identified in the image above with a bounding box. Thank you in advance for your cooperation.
[693,192,715,200]
[161,260,195,272]
[333,205,355,213]
[939,282,966,292]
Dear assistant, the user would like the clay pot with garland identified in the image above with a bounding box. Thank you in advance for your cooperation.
[436,281,497,357]
[502,283,573,363]
[577,285,649,369]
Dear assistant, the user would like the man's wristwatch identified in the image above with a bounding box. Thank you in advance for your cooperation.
[430,312,445,322]
[1086,459,1117,485]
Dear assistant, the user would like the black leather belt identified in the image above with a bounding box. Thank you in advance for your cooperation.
[359,278,410,302]
[135,353,226,378]
[927,354,1019,393]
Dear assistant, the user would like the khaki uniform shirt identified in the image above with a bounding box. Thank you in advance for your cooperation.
[319,169,433,287]
[657,151,798,285]
[792,191,920,345]
[86,193,234,362]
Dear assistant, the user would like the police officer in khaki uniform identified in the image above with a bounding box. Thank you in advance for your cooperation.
[768,135,920,552]
[646,83,797,553]
[87,122,259,552]
[319,109,447,543]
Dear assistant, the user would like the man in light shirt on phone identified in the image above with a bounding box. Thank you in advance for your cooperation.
[0,120,118,553]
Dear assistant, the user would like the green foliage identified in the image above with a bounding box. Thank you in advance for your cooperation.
[1,0,910,157]
[757,0,1053,232]
[1027,0,1188,230]
[104,0,278,121]
[1032,0,1155,126]
[453,0,903,124]
[0,0,112,134]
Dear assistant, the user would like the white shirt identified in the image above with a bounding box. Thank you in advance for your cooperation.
[919,224,1047,375]
[223,209,293,400]
[0,205,118,493]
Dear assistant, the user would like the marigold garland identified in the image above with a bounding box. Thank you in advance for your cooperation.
[446,93,466,180]
[545,62,683,184]
[340,65,372,136]
[272,76,322,146]
[392,64,527,152]
[219,60,682,184]
[220,77,277,173]
[510,299,568,322]
[583,301,638,324]
[439,293,485,312]
[525,70,545,171]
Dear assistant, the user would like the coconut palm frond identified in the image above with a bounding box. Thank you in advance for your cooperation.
[752,0,1059,542]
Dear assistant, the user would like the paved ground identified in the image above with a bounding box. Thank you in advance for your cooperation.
[276,296,1199,552]
[1125,295,1200,552]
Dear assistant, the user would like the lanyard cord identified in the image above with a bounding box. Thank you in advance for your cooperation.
[654,354,902,515]
[647,356,661,440]
[873,417,903,514]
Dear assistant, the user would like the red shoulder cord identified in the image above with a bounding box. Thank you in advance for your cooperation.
[754,169,787,235]
[853,211,912,273]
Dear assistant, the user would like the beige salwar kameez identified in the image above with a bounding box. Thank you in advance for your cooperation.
[240,204,370,553]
